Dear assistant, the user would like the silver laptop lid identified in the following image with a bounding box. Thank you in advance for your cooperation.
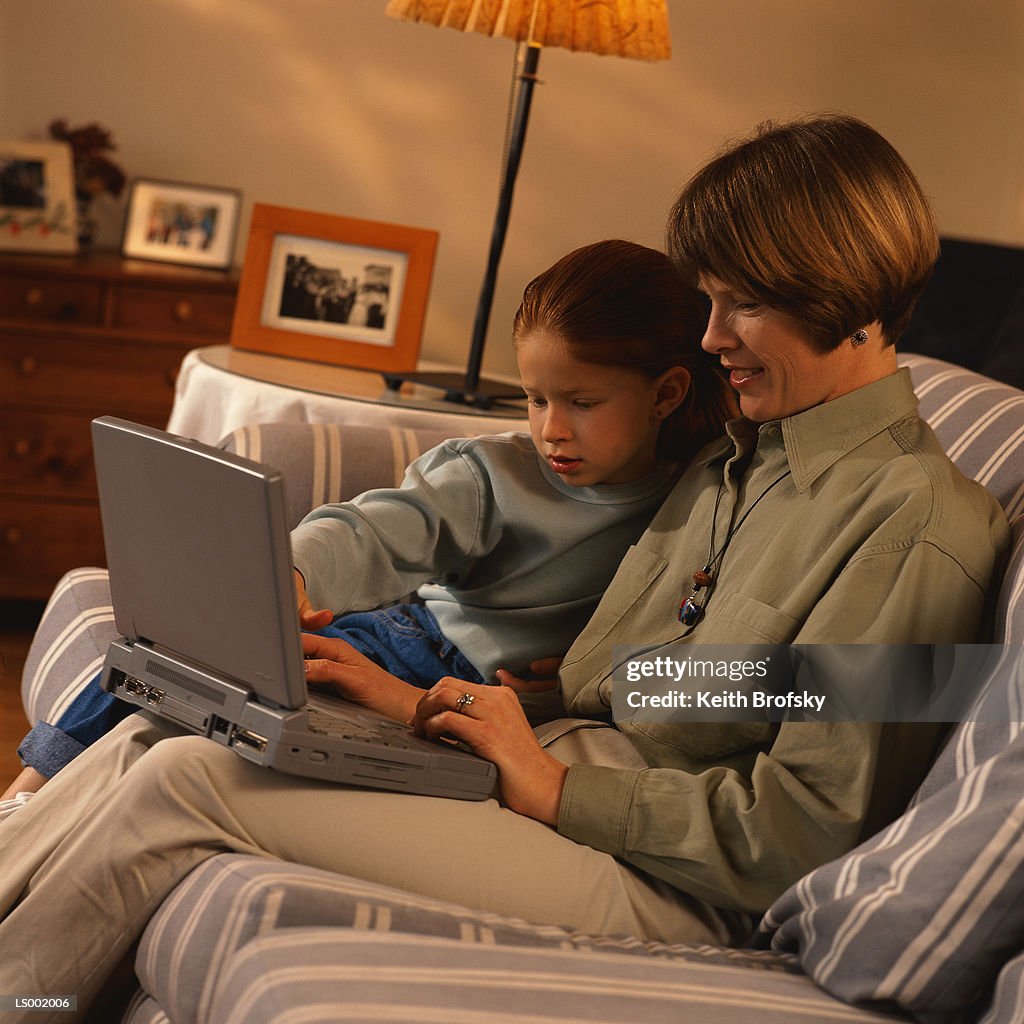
[91,416,306,710]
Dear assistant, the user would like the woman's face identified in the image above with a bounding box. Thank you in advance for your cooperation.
[699,274,893,422]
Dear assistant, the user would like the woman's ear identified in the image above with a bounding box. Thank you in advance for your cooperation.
[653,367,691,419]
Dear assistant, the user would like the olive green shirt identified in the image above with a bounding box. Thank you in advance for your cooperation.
[552,368,1009,912]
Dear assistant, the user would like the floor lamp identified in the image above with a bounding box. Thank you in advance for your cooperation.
[382,0,672,408]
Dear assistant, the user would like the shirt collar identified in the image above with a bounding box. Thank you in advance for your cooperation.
[697,368,920,491]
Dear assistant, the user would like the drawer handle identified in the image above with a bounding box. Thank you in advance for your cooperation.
[10,437,32,460]
[172,299,195,323]
[24,287,44,308]
[2,525,22,547]
[16,354,38,377]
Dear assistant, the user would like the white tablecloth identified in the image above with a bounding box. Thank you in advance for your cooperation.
[167,347,527,445]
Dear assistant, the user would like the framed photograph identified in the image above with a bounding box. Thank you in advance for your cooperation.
[230,203,438,373]
[0,140,77,254]
[121,178,241,270]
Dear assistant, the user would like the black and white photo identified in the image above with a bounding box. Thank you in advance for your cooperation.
[230,203,437,373]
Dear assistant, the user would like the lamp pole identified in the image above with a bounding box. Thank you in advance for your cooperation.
[465,43,541,393]
[383,45,540,408]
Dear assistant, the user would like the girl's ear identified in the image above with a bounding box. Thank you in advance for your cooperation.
[653,367,691,419]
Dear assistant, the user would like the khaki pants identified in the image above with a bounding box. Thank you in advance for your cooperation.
[0,714,741,1022]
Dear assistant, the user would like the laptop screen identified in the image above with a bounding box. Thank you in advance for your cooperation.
[91,416,307,710]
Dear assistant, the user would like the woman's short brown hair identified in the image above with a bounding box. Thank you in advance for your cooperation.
[667,113,939,350]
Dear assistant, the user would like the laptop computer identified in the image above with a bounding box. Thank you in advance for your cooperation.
[92,415,497,801]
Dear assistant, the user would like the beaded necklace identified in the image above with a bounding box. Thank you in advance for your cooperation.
[677,468,793,627]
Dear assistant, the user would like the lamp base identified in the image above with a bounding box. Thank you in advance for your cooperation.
[381,370,525,410]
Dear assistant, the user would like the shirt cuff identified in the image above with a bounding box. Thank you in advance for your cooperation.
[557,763,641,856]
[17,722,87,779]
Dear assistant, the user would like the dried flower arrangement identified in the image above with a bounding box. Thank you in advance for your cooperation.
[48,119,126,200]
[48,119,126,244]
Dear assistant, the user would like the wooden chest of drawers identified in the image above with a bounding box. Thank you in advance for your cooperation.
[0,251,239,599]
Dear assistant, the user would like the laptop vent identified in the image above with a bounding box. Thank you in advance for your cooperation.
[145,660,227,706]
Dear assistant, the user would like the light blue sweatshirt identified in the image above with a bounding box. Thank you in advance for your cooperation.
[291,432,679,680]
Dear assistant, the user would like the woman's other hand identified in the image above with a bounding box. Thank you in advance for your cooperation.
[300,633,420,724]
[495,656,561,693]
[412,679,569,825]
[294,569,334,630]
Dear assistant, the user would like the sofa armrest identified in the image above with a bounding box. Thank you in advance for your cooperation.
[20,568,118,727]
[204,930,874,1024]
[136,854,803,1024]
[219,421,460,529]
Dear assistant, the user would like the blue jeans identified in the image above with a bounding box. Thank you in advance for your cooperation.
[313,603,486,689]
[19,603,483,778]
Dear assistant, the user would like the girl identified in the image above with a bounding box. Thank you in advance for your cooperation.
[294,238,734,690]
[3,239,734,803]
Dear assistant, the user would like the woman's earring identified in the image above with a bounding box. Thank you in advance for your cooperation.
[851,328,869,347]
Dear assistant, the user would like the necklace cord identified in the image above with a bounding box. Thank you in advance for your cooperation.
[679,467,793,628]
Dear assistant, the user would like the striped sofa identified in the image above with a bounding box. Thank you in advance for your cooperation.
[18,353,1024,1024]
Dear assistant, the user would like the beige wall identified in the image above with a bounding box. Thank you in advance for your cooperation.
[2,0,1022,381]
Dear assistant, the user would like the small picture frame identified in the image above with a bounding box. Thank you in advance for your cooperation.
[121,178,241,270]
[0,139,78,254]
[230,203,438,373]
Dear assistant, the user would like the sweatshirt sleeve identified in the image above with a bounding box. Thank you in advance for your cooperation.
[291,440,491,613]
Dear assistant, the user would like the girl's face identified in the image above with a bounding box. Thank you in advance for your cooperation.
[516,330,686,487]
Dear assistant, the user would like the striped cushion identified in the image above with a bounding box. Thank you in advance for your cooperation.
[135,854,800,1024]
[901,353,1024,795]
[220,421,479,529]
[902,353,1024,521]
[760,728,1024,1020]
[120,992,168,1024]
[20,568,118,727]
[982,954,1024,1024]
[757,355,1024,1021]
[203,930,897,1024]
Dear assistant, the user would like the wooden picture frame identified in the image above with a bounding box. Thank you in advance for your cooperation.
[230,203,438,373]
[121,178,241,270]
[0,139,77,254]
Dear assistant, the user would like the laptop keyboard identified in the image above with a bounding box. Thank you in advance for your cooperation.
[305,704,414,747]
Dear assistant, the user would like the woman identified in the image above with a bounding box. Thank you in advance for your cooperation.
[0,114,1008,1018]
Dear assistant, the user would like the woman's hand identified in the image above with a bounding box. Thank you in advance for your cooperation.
[301,632,421,724]
[294,569,334,630]
[495,656,562,694]
[412,679,569,826]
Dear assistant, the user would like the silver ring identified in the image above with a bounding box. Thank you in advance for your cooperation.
[455,692,475,714]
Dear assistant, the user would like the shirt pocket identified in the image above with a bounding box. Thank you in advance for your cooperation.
[560,545,668,667]
[710,592,802,643]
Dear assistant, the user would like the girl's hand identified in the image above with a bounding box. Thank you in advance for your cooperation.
[1,765,48,803]
[300,632,421,723]
[495,656,562,693]
[294,569,334,630]
[412,678,569,825]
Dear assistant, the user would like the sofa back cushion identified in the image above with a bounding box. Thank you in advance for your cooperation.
[900,354,1024,791]
[757,354,1024,1023]
[219,422,459,528]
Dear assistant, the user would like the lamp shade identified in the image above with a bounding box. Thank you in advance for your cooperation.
[385,0,671,61]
